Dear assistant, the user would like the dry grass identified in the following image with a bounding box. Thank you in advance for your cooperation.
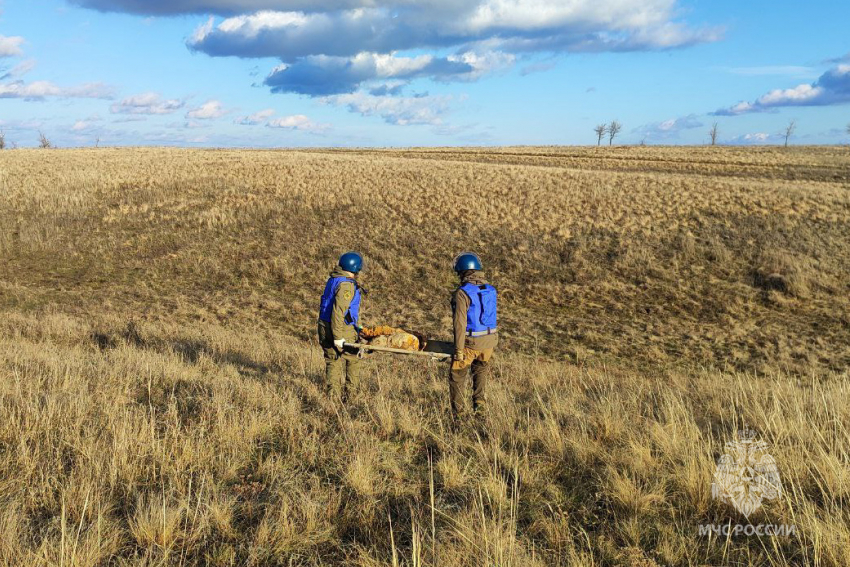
[1,146,848,372]
[0,313,848,566]
[0,146,849,565]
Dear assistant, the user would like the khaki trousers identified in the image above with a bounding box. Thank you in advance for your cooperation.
[317,322,361,398]
[449,347,493,416]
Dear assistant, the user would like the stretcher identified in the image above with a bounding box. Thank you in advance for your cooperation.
[346,339,454,362]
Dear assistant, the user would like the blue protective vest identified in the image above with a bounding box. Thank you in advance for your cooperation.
[318,276,361,326]
[460,282,497,333]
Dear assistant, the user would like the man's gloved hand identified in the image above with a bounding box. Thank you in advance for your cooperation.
[453,350,465,362]
[333,338,346,352]
[354,324,364,337]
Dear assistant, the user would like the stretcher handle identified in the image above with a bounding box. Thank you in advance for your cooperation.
[346,342,452,361]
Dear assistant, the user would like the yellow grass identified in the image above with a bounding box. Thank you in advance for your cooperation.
[0,146,849,565]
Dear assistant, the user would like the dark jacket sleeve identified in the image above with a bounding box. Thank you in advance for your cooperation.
[452,288,470,353]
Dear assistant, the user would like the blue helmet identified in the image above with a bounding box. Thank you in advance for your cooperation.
[338,251,363,274]
[453,252,482,273]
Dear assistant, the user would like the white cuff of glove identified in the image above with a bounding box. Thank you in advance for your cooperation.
[333,339,346,351]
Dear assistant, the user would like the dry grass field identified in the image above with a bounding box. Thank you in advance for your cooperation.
[0,146,849,566]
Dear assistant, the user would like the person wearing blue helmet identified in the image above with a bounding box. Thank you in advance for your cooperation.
[448,252,498,421]
[317,251,365,401]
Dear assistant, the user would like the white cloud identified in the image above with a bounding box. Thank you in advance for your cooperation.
[186,99,229,119]
[444,50,515,81]
[0,118,44,132]
[367,81,406,96]
[264,51,495,95]
[143,129,211,144]
[634,114,703,140]
[757,83,822,105]
[236,108,275,125]
[718,101,756,116]
[216,10,308,35]
[72,0,722,120]
[180,0,720,99]
[71,0,371,16]
[321,92,454,125]
[725,132,784,145]
[112,116,148,123]
[0,80,113,100]
[714,63,850,116]
[189,3,719,62]
[71,114,103,132]
[0,59,36,80]
[111,92,185,115]
[186,120,209,128]
[0,35,24,57]
[191,17,216,44]
[266,113,330,132]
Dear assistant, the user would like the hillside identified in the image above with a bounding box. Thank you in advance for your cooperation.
[0,146,849,566]
[2,146,849,373]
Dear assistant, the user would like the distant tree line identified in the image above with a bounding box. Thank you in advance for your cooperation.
[0,131,54,149]
[591,118,850,147]
[0,130,104,149]
[38,131,53,149]
[593,120,622,146]
[783,120,796,148]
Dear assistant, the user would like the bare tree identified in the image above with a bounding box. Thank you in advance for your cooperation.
[709,122,719,146]
[38,131,52,149]
[608,120,622,146]
[846,122,850,137]
[783,119,796,148]
[593,124,607,146]
[0,130,5,150]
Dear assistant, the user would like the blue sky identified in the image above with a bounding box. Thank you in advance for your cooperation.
[1,0,848,147]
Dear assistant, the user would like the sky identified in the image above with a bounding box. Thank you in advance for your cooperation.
[1,0,849,147]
